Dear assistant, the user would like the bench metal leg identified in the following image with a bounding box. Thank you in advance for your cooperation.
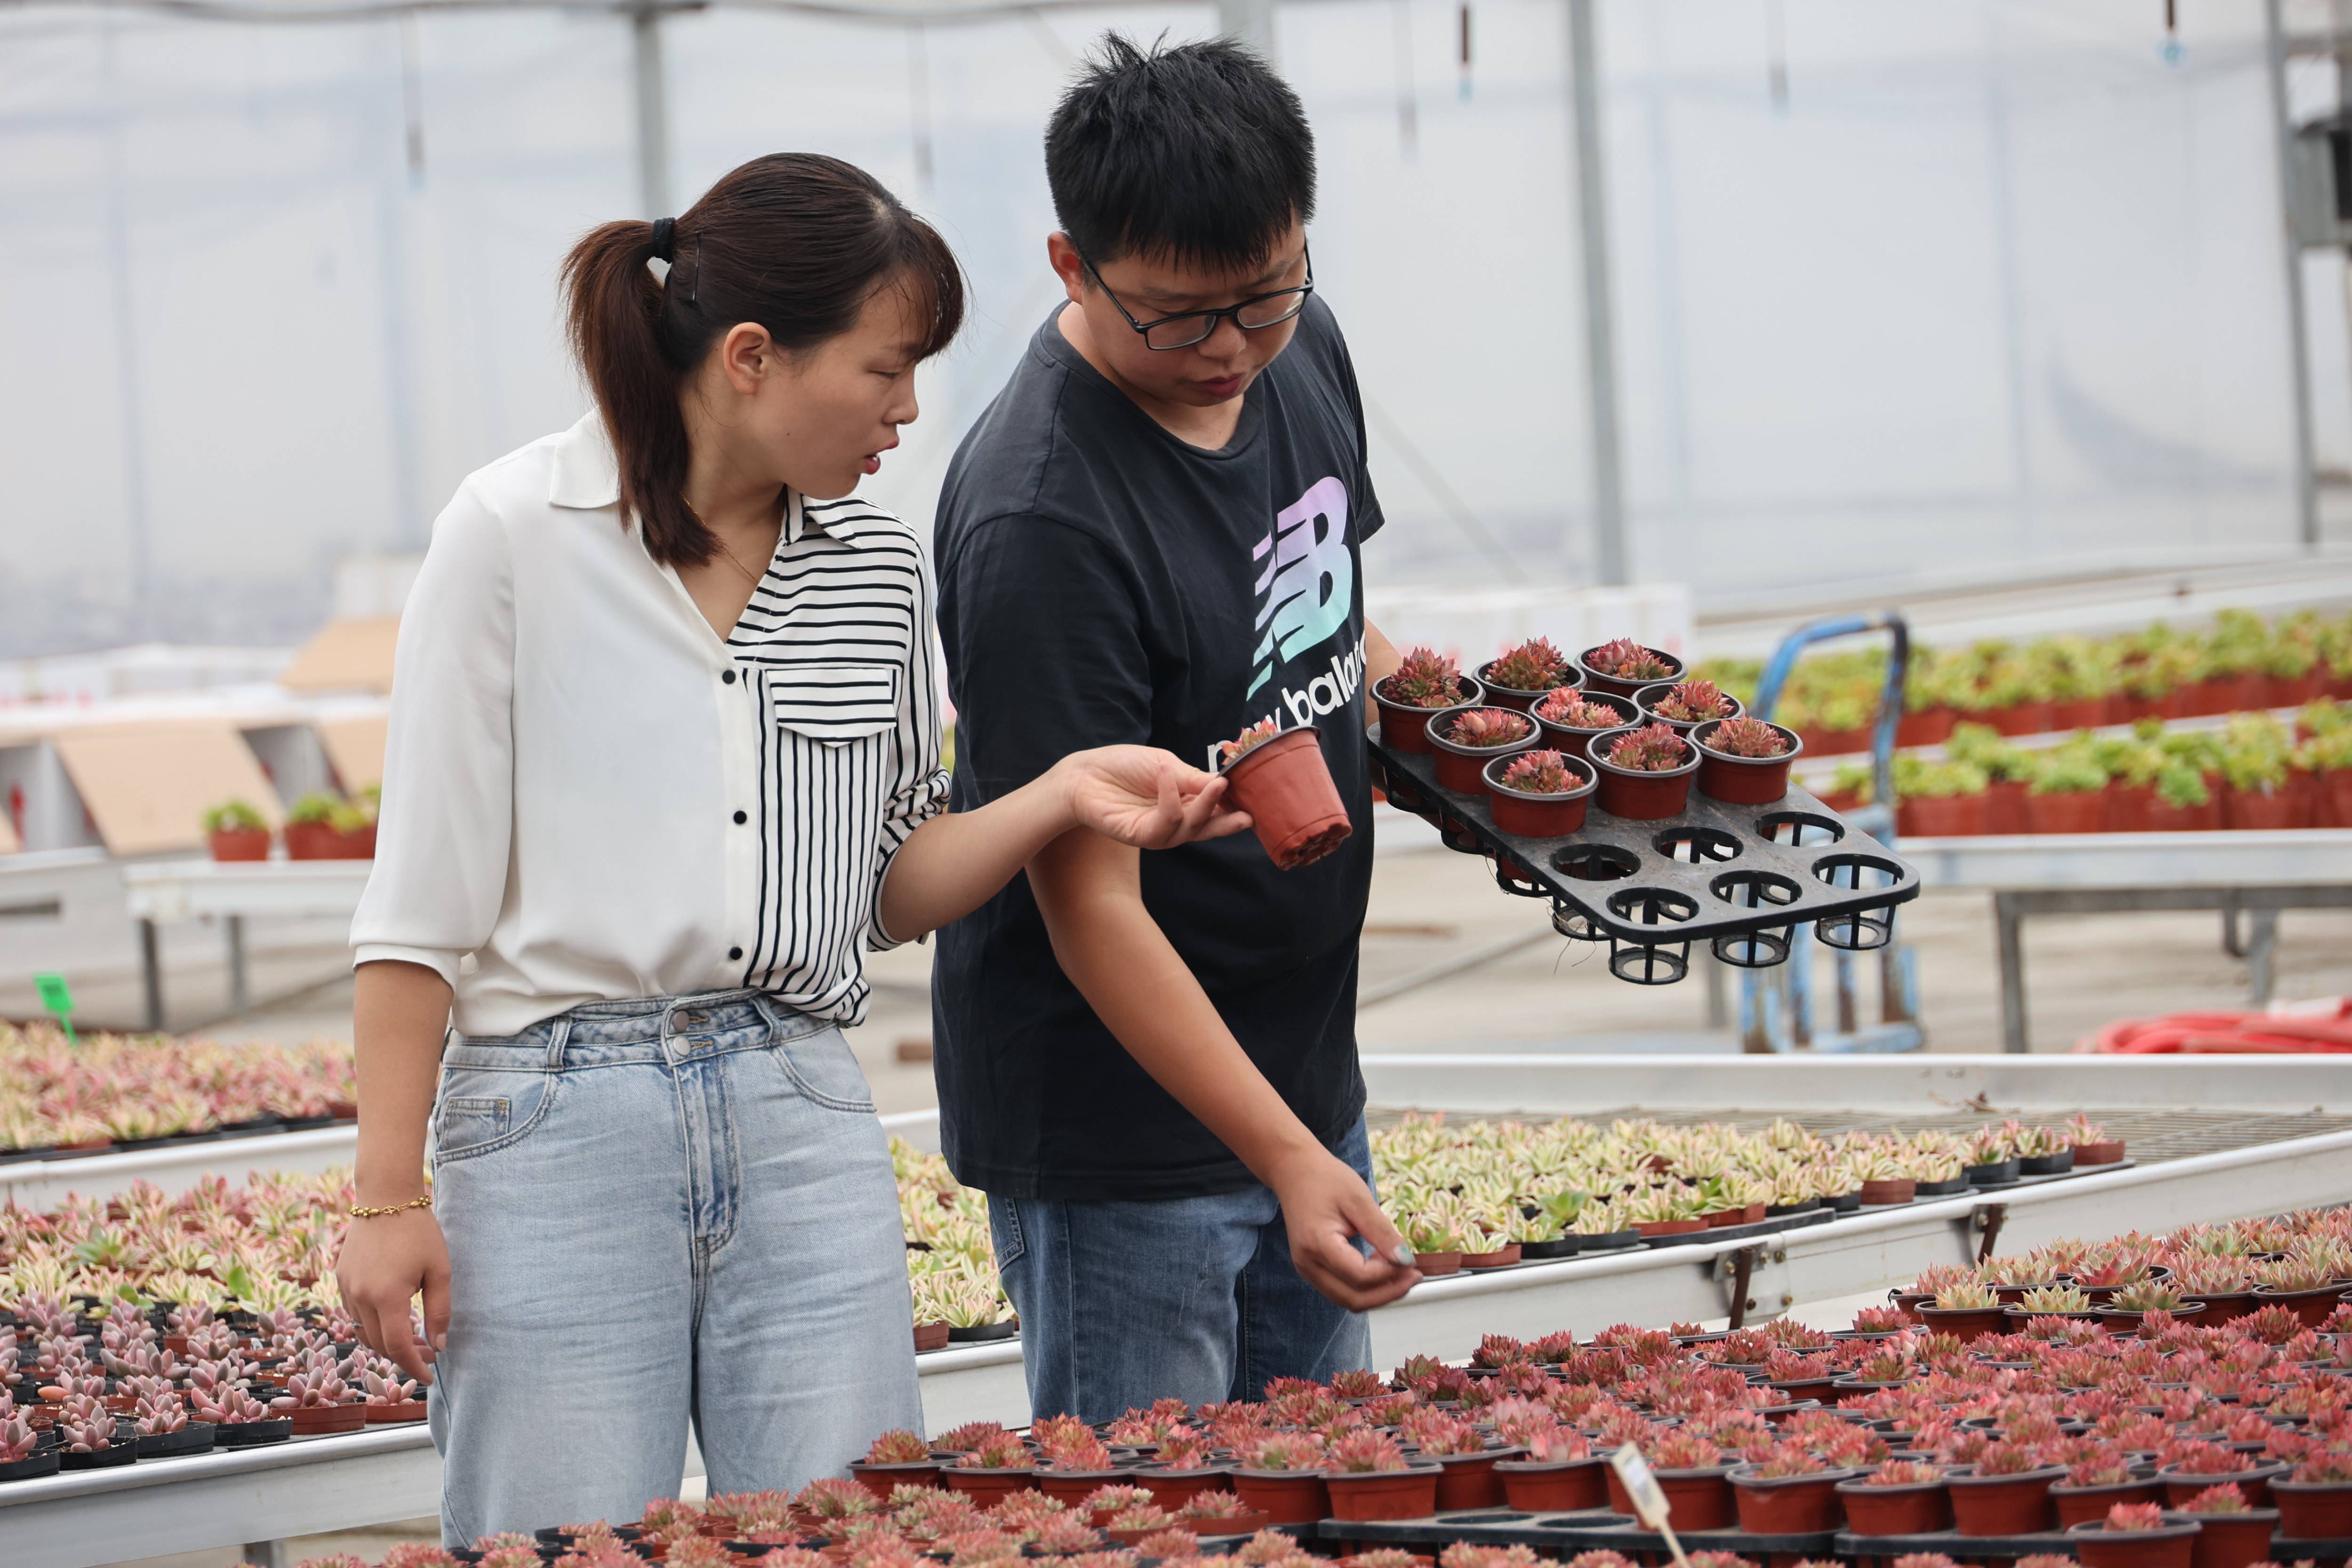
[1995,892,2028,1054]
[242,1541,291,1568]
[227,912,248,1013]
[139,916,164,1034]
[2248,907,2280,1007]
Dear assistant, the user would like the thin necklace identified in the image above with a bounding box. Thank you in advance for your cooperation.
[687,495,781,587]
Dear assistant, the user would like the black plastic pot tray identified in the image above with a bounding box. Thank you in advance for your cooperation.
[1312,1506,1835,1558]
[1836,1527,2352,1564]
[1372,732,1922,965]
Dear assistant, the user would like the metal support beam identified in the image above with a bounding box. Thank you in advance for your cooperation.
[2265,0,2322,549]
[1566,0,1626,586]
[632,5,672,219]
[138,917,163,1034]
[225,914,248,1014]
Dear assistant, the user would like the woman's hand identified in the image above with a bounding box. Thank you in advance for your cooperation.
[335,1207,452,1387]
[1054,746,1253,851]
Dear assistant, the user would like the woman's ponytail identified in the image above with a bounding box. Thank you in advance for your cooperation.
[558,154,965,568]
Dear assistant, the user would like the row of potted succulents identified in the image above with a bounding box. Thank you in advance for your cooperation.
[0,1023,356,1160]
[1368,1112,2125,1273]
[240,1205,2347,1568]
[896,1140,1016,1351]
[1816,707,2352,836]
[203,786,379,862]
[1697,608,2352,756]
[1368,641,1804,828]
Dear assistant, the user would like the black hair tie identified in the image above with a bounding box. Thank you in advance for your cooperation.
[650,216,676,263]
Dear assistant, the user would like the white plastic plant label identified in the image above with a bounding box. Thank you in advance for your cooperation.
[1607,1443,1669,1528]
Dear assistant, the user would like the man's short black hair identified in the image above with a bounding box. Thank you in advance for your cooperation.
[1046,33,1317,273]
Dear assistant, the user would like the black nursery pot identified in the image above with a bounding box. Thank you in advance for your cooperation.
[136,1423,216,1458]
[1967,1157,2022,1186]
[214,1417,294,1447]
[947,1321,1020,1344]
[2020,1149,2076,1176]
[60,1438,139,1471]
[0,1449,61,1482]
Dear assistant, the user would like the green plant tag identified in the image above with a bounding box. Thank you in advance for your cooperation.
[33,972,75,1044]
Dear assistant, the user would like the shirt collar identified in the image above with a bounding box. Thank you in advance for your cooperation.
[548,411,856,545]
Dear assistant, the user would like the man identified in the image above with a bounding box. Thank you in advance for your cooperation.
[931,33,1417,1423]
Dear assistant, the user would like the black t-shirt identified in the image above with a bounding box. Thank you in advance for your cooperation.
[931,296,1384,1202]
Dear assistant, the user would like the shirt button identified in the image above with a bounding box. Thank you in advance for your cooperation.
[722,669,737,685]
[733,810,747,825]
[728,946,743,960]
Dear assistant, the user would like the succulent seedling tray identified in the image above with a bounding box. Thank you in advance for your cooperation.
[1371,730,1923,985]
[1313,1506,1838,1559]
[1833,1526,2352,1564]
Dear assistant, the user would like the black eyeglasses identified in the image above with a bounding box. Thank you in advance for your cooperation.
[1082,245,1315,350]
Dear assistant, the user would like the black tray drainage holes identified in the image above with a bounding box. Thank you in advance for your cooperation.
[1438,815,1484,855]
[1652,826,1741,864]
[1811,852,1903,950]
[1706,870,1802,969]
[1603,887,1696,986]
[1551,843,1639,881]
[1550,902,1607,942]
[1605,888,1698,927]
[1756,810,1846,847]
[1487,852,1550,899]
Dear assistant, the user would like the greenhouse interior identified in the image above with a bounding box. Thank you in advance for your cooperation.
[3,0,2352,1565]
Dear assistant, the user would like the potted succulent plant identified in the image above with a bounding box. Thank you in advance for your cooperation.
[1231,1431,1333,1524]
[270,1369,366,1435]
[1607,1429,1735,1529]
[2176,1484,2277,1568]
[2270,1448,2352,1540]
[1689,716,1802,804]
[360,1367,426,1424]
[2157,1444,2288,1509]
[1495,1427,1607,1512]
[0,1402,58,1481]
[283,793,341,861]
[941,1431,1038,1503]
[850,1428,944,1497]
[1948,1442,2070,1535]
[1374,648,1480,754]
[2054,1452,2167,1529]
[1481,749,1596,837]
[1426,707,1539,794]
[1322,1430,1441,1521]
[1579,637,1685,700]
[2027,749,2110,834]
[1533,687,1636,754]
[1477,638,1576,712]
[1588,723,1700,819]
[1728,1444,1856,1533]
[1837,1459,1953,1536]
[2069,1503,2203,1568]
[194,1385,290,1446]
[2067,1112,2126,1165]
[1411,1413,1518,1509]
[1962,1127,2019,1186]
[131,1390,214,1457]
[203,799,271,862]
[1177,1489,1271,1537]
[1915,1279,2008,1343]
[1898,760,1991,837]
[1637,678,1743,738]
[1134,1429,1232,1509]
[1216,719,1352,870]
[2096,1280,2205,1337]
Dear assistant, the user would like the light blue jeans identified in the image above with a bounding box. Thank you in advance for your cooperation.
[987,1115,1376,1424]
[425,989,920,1546]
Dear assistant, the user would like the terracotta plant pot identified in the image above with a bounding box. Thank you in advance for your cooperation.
[1136,1464,1232,1510]
[1482,753,1596,838]
[940,1466,1037,1504]
[2323,770,2352,829]
[1806,727,1872,757]
[2107,782,2156,833]
[1634,682,1745,737]
[2075,1138,2126,1165]
[1730,1467,1853,1533]
[1913,1304,2007,1343]
[283,821,335,860]
[1899,707,1957,747]
[1426,708,1539,793]
[1905,792,1988,836]
[1578,645,1685,700]
[207,827,271,862]
[1634,1218,1708,1239]
[913,1321,950,1353]
[1534,692,1637,757]
[2029,789,2107,834]
[2198,674,2267,714]
[283,1401,367,1436]
[1220,727,1352,871]
[1184,1508,1273,1538]
[2224,785,2298,831]
[2186,1508,2277,1568]
[1586,728,1699,820]
[2054,1479,2168,1528]
[1325,1464,1441,1521]
[1837,1476,1953,1536]
[2070,1519,2202,1568]
[2272,1478,2352,1539]
[1859,1177,1916,1206]
[1414,1250,1463,1276]
[1648,1467,1736,1530]
[1497,1457,1609,1512]
[1476,660,1574,714]
[1690,719,1804,805]
[363,1400,427,1424]
[1232,1468,1332,1525]
[2161,1465,2287,1509]
[1106,1523,1199,1547]
[1985,778,2030,833]
[1375,674,1487,755]
[2050,697,2108,730]
[854,1459,949,1498]
[1948,1465,2066,1535]
[2250,1283,2345,1329]
[1431,1447,1520,1510]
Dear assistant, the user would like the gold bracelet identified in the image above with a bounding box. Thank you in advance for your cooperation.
[349,1196,434,1219]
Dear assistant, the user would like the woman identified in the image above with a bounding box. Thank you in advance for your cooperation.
[336,153,1245,1544]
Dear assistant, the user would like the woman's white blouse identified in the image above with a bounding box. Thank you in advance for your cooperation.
[350,414,949,1038]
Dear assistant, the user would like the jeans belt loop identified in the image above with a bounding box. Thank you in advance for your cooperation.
[746,990,787,1042]
[543,1017,572,1071]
